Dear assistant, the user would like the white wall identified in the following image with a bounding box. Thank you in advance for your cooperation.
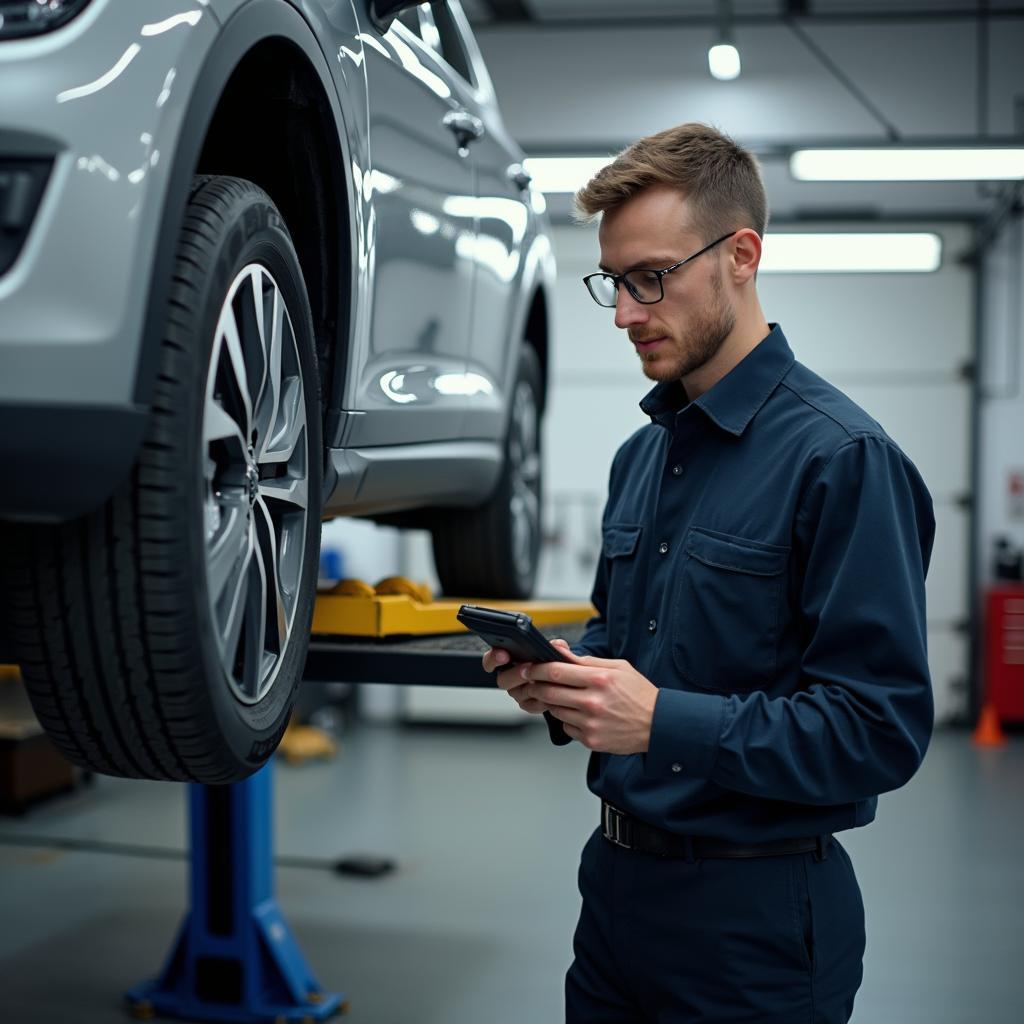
[978,215,1024,582]
[537,222,975,722]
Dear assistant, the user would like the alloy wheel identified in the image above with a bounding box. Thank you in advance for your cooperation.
[201,264,309,705]
[508,380,541,582]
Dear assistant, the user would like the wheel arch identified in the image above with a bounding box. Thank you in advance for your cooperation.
[523,286,551,416]
[135,0,359,438]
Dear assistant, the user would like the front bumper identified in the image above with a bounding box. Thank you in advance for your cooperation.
[0,404,148,521]
[0,0,218,519]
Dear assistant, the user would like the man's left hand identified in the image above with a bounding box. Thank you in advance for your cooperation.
[520,641,659,754]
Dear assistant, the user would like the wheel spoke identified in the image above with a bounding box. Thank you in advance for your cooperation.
[255,283,284,458]
[218,519,254,666]
[203,397,247,450]
[254,497,288,654]
[260,371,304,465]
[258,471,308,512]
[242,532,269,700]
[206,498,250,602]
[514,481,540,524]
[518,452,541,484]
[217,303,254,433]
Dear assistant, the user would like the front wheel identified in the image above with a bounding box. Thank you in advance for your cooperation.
[1,176,323,783]
[431,345,543,599]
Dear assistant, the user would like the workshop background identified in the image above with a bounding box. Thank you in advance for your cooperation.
[3,2,1024,1023]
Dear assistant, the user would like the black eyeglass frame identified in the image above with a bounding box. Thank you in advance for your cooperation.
[583,230,739,307]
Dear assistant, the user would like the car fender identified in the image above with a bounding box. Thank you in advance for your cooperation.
[136,0,367,408]
[500,221,556,411]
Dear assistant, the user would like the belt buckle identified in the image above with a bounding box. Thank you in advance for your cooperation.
[603,803,632,849]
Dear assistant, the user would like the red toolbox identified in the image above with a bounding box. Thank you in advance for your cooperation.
[985,586,1024,723]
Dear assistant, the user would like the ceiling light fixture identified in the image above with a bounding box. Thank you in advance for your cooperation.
[791,147,1024,181]
[521,156,610,195]
[759,232,942,273]
[709,0,741,81]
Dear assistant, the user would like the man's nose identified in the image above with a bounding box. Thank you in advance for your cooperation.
[614,286,650,330]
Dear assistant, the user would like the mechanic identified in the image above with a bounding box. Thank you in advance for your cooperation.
[482,123,935,1023]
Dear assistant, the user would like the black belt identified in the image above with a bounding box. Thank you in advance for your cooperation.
[601,802,831,861]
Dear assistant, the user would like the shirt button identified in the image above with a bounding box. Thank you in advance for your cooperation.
[658,541,669,555]
[671,464,683,476]
[671,763,682,773]
[648,619,657,634]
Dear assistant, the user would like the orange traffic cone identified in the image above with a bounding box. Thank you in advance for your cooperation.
[972,701,1008,748]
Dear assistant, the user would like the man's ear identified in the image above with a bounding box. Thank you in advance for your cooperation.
[730,228,762,284]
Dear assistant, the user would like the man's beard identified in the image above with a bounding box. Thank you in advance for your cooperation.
[637,270,735,382]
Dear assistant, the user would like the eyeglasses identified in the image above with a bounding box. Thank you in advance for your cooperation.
[582,231,738,308]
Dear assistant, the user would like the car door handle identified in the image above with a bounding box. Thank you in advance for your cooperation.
[443,110,485,150]
[506,162,532,191]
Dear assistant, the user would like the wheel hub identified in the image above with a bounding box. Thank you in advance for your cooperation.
[246,462,259,507]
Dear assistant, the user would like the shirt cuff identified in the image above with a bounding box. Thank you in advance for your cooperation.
[645,688,726,779]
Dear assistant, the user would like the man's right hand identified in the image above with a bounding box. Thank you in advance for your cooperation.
[484,639,572,714]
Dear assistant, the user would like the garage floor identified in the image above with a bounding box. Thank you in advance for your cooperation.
[0,721,1021,1024]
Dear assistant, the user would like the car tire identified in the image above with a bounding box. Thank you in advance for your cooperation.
[0,176,322,783]
[431,344,543,599]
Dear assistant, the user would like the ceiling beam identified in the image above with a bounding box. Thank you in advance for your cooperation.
[478,0,533,22]
[470,7,1024,31]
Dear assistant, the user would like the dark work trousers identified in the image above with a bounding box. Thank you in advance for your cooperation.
[565,827,865,1023]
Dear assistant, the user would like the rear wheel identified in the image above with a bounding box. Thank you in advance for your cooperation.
[431,345,543,599]
[1,176,322,783]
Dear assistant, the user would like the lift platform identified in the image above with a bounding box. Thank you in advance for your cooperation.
[122,579,594,1023]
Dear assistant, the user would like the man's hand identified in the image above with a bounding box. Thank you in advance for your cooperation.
[484,641,659,754]
[483,642,554,716]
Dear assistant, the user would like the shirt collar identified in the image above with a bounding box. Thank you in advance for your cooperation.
[638,323,795,436]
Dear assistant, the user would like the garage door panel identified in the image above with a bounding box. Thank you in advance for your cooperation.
[926,629,969,724]
[543,384,648,494]
[925,505,969,624]
[759,270,972,376]
[839,383,970,500]
[551,278,636,378]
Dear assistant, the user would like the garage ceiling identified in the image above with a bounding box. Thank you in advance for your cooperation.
[463,1,1024,26]
[463,1,1024,223]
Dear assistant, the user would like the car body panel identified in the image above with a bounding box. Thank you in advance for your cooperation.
[342,13,475,446]
[0,0,219,409]
[0,0,554,523]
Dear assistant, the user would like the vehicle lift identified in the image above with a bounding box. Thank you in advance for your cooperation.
[121,577,593,1024]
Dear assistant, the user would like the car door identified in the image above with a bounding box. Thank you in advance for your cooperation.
[344,3,480,447]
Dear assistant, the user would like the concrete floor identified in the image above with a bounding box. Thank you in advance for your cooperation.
[0,722,1022,1023]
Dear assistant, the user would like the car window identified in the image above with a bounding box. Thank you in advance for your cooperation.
[396,8,422,37]
[391,3,476,88]
[427,3,475,85]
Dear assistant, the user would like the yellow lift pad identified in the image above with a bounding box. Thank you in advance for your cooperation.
[312,576,596,639]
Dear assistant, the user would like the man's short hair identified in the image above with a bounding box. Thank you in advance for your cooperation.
[574,123,768,240]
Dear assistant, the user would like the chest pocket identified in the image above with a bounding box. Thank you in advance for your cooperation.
[603,523,642,654]
[673,527,789,692]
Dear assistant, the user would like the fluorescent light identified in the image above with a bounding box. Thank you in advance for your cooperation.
[522,156,611,194]
[708,43,741,81]
[791,148,1024,181]
[760,233,941,273]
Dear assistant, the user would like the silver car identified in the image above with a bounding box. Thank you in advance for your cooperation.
[0,0,555,782]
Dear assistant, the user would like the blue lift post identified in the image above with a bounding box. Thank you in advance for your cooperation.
[125,761,344,1023]
[124,608,590,1023]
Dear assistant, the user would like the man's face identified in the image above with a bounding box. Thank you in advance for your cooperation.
[597,185,736,383]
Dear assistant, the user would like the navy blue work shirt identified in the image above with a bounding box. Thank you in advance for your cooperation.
[572,324,936,843]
